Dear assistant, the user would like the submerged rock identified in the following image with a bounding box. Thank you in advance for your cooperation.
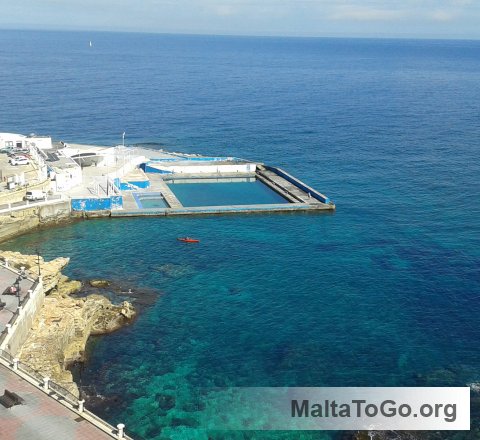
[89,279,111,288]
[171,417,199,428]
[156,393,176,411]
[155,263,193,278]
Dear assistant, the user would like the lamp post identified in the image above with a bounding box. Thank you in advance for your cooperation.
[15,267,26,304]
[36,248,41,278]
[14,276,21,302]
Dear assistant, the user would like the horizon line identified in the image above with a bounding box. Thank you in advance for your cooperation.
[0,25,479,42]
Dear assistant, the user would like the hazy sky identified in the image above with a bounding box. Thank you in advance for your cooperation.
[1,0,479,39]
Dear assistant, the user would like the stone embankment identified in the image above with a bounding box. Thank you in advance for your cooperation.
[0,250,136,396]
[0,201,72,242]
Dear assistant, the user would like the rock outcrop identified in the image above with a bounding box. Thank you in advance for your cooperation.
[0,250,71,293]
[0,201,72,242]
[89,279,111,288]
[18,293,136,396]
[0,250,136,397]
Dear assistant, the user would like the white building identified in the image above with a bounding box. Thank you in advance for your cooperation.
[47,155,83,191]
[26,134,52,150]
[145,159,257,175]
[0,133,52,150]
[0,133,27,149]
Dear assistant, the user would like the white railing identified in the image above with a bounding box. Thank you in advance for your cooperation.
[0,350,132,439]
[0,277,43,351]
[0,259,132,439]
[0,194,68,215]
[106,155,148,181]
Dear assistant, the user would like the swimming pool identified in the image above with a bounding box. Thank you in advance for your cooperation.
[133,192,169,209]
[167,178,289,207]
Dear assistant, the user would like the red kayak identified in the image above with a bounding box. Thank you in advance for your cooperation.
[177,237,200,243]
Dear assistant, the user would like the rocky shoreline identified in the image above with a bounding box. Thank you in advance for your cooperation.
[0,201,73,243]
[0,250,136,396]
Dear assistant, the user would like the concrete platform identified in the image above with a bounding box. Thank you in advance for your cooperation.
[146,174,182,208]
[112,202,334,217]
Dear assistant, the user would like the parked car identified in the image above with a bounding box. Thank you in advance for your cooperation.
[15,148,30,154]
[9,156,30,166]
[24,190,47,201]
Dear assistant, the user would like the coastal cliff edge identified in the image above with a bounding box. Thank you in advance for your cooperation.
[0,250,136,397]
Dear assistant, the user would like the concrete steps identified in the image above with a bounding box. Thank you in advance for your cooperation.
[146,176,182,208]
[256,167,322,204]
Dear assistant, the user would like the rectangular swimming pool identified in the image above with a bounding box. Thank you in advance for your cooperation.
[167,178,289,207]
[134,192,169,209]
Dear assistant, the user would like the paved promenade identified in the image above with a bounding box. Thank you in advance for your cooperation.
[0,264,127,439]
[0,267,34,333]
[0,364,114,440]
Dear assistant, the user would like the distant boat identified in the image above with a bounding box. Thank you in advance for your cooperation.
[89,41,93,48]
[177,237,200,243]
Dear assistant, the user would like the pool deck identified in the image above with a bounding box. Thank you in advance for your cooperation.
[116,167,334,216]
[147,174,182,208]
[63,143,335,216]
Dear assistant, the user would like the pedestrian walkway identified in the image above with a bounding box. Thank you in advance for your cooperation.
[0,363,115,440]
[0,267,34,333]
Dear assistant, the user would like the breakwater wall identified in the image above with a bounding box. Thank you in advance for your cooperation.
[0,199,72,242]
[111,202,334,218]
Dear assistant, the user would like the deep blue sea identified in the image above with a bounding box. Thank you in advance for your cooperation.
[1,31,479,439]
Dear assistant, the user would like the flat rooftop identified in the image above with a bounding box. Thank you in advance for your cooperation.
[147,159,250,166]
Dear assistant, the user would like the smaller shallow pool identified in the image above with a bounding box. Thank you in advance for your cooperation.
[133,192,169,209]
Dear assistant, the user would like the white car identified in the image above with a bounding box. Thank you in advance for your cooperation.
[25,190,47,201]
[9,156,30,166]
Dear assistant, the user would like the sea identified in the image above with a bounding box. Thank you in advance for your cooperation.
[1,30,479,440]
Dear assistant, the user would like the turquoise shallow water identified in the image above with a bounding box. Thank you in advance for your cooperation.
[139,198,168,209]
[135,193,169,209]
[1,32,480,439]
